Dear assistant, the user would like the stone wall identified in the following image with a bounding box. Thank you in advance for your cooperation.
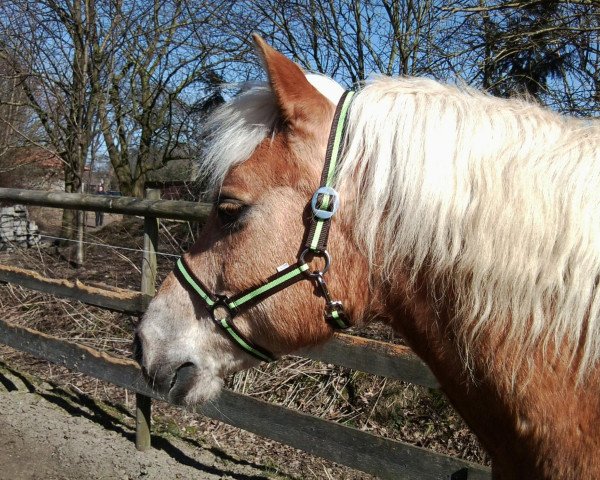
[0,205,41,250]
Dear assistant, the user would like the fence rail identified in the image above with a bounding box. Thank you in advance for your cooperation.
[0,187,210,221]
[0,263,438,388]
[0,188,490,479]
[0,264,150,314]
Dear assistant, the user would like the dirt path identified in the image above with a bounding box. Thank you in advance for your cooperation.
[0,368,281,480]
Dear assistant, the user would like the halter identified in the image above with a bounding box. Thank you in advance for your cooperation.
[174,91,355,363]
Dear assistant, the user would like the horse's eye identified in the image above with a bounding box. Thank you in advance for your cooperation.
[217,199,246,225]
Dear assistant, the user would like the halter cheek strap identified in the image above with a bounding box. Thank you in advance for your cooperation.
[305,90,354,252]
[175,258,309,362]
[174,90,355,363]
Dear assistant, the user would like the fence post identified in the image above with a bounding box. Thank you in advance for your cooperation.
[76,183,85,267]
[136,187,160,451]
[76,209,84,267]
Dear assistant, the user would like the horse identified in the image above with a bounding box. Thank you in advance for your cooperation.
[135,35,600,479]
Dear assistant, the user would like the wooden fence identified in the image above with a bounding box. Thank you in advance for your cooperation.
[0,187,491,480]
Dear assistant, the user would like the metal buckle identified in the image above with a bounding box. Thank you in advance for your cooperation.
[314,274,333,302]
[313,274,350,330]
[311,186,339,220]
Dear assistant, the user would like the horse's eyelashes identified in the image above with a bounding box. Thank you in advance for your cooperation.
[218,201,243,215]
[216,199,247,227]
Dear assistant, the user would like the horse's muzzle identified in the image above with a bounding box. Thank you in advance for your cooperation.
[133,330,199,404]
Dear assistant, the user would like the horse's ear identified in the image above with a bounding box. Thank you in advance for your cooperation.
[253,34,331,130]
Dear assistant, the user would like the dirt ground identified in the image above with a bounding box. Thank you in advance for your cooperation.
[0,365,282,480]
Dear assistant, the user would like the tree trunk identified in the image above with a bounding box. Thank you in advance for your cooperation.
[60,162,82,240]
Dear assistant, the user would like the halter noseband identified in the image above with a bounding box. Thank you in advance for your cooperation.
[174,91,355,363]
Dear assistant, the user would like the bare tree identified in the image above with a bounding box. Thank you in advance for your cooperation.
[223,0,598,116]
[446,0,600,115]
[0,0,103,236]
[0,53,35,168]
[224,0,459,85]
[0,0,244,204]
[93,0,235,197]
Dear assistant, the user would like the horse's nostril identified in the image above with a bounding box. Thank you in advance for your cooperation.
[168,362,198,404]
[132,332,143,363]
[173,362,196,386]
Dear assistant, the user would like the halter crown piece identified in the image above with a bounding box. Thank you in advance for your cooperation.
[174,91,355,362]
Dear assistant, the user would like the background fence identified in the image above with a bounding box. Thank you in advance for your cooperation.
[0,187,491,480]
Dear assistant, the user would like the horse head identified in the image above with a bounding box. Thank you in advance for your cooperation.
[135,36,373,406]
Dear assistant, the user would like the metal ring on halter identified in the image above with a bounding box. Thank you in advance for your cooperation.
[299,248,331,277]
[211,296,235,322]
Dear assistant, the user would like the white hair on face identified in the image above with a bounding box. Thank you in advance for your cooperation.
[337,75,600,383]
[199,74,344,191]
[199,84,277,190]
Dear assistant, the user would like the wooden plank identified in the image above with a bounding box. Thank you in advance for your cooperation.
[302,333,439,388]
[0,320,491,480]
[0,187,210,222]
[204,391,489,480]
[0,264,149,314]
[0,261,436,388]
[0,319,148,391]
[0,261,436,386]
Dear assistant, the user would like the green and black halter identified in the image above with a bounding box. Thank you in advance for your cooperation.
[174,90,355,363]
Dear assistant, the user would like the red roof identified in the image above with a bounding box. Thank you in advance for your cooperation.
[13,147,64,170]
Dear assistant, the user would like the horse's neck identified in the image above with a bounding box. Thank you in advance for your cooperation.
[385,277,600,479]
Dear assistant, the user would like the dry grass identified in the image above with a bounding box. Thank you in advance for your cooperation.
[0,214,490,477]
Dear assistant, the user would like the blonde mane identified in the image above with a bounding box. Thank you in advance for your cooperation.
[338,76,600,382]
[201,73,600,383]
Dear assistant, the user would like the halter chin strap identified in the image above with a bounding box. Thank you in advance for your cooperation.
[174,90,355,363]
